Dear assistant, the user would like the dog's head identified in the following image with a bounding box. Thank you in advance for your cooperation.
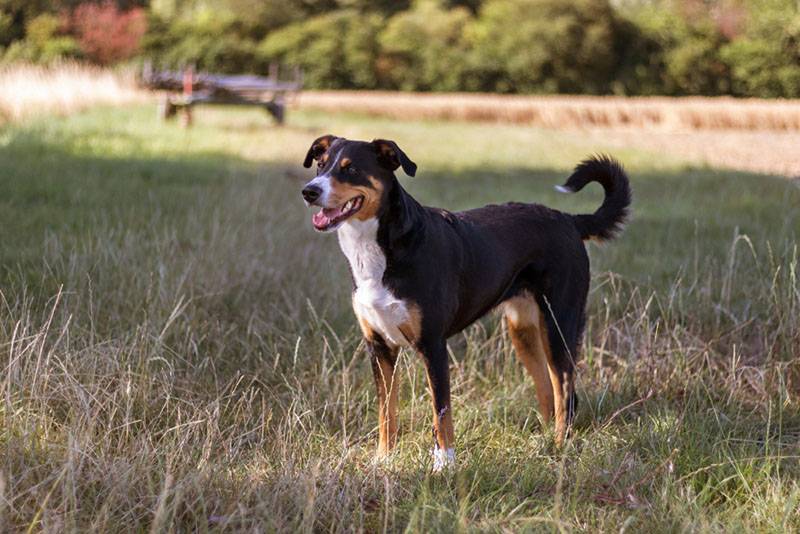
[301,135,417,232]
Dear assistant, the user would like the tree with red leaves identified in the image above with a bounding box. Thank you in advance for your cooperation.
[71,1,147,65]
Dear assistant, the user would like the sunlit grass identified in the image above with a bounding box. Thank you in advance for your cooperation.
[299,90,800,131]
[0,105,798,531]
[0,62,148,123]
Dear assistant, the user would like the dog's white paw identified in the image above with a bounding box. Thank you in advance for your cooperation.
[431,448,455,472]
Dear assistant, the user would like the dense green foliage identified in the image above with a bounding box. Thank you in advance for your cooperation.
[2,0,800,96]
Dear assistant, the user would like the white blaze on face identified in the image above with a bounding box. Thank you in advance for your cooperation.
[306,150,347,208]
[338,218,412,348]
[305,173,333,206]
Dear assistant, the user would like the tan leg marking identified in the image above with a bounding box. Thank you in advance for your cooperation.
[357,314,375,341]
[354,294,375,341]
[397,303,422,346]
[538,312,568,446]
[505,295,554,423]
[506,297,553,423]
[355,296,422,349]
[375,356,399,455]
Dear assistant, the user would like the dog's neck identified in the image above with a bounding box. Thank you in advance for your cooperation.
[337,180,424,286]
[376,180,425,251]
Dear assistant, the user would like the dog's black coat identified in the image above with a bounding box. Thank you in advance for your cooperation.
[377,156,627,344]
[303,136,631,447]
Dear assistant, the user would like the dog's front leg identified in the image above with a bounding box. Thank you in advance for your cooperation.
[367,337,400,457]
[419,339,455,471]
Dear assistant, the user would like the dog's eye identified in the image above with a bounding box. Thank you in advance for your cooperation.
[348,166,358,175]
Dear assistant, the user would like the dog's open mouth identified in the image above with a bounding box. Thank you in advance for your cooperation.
[312,195,364,231]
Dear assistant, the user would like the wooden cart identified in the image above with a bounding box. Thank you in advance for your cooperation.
[143,65,303,126]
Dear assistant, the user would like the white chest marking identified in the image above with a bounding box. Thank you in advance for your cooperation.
[338,218,411,347]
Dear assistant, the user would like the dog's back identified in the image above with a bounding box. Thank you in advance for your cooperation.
[421,156,632,336]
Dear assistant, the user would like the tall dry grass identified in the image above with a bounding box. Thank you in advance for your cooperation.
[298,91,800,132]
[0,62,148,123]
[2,219,798,531]
[0,104,798,530]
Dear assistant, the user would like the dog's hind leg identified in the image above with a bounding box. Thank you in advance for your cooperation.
[538,297,582,447]
[367,337,400,456]
[504,294,554,424]
[544,349,575,446]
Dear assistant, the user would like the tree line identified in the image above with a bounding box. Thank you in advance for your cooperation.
[2,0,799,97]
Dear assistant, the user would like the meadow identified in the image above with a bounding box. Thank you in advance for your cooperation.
[297,91,800,177]
[0,102,799,532]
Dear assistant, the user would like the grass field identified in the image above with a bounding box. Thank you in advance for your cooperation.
[1,104,799,532]
[297,92,800,177]
[299,91,800,131]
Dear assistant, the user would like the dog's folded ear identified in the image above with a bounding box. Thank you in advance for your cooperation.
[371,139,417,177]
[303,134,338,168]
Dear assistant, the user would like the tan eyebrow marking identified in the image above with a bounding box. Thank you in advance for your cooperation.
[340,158,351,168]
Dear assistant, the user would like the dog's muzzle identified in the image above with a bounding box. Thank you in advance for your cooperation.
[302,184,322,204]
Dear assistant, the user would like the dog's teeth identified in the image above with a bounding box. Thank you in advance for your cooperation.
[344,200,352,211]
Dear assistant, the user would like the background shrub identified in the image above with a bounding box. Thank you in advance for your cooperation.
[145,9,258,74]
[258,10,382,89]
[720,0,800,98]
[378,1,472,91]
[628,3,733,95]
[466,0,620,94]
[0,12,80,63]
[2,0,800,97]
[71,1,147,65]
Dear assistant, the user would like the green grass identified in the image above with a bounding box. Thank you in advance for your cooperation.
[1,105,799,532]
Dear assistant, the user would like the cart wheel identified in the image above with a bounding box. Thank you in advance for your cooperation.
[264,101,285,125]
[158,96,178,121]
[180,106,193,128]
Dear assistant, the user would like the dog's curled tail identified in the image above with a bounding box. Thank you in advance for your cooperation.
[556,155,631,241]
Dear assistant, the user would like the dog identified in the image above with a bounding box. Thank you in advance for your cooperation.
[301,135,631,470]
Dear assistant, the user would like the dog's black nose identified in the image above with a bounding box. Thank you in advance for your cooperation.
[302,185,321,203]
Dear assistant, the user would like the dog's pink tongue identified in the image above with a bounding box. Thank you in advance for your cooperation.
[312,206,343,229]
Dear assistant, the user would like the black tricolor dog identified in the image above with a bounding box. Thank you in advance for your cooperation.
[301,135,631,470]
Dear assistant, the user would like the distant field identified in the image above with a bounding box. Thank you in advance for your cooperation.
[298,90,800,176]
[299,90,800,131]
[2,62,799,175]
[0,104,798,531]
